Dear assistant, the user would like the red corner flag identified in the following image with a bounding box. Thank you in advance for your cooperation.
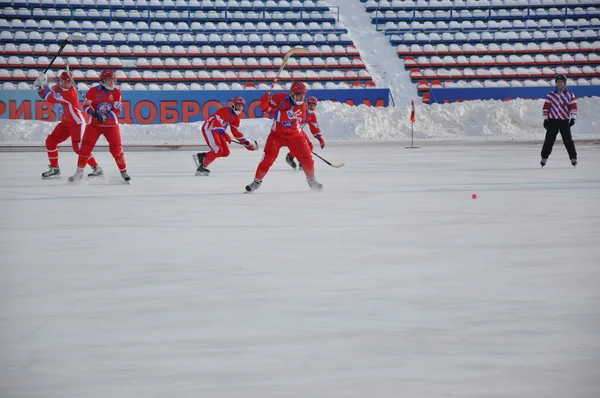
[410,100,416,124]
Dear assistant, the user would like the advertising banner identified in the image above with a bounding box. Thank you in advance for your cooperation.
[0,89,391,124]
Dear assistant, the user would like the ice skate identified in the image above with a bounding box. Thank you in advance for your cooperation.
[67,168,84,183]
[87,166,104,179]
[194,152,210,176]
[244,179,262,193]
[307,177,323,192]
[571,158,577,167]
[120,170,131,183]
[298,162,303,170]
[540,158,547,167]
[285,153,297,170]
[42,166,61,179]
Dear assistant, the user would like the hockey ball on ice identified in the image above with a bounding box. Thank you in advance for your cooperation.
[472,194,477,199]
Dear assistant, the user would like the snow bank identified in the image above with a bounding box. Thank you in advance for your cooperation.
[1,98,598,146]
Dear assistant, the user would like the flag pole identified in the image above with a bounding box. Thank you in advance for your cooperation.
[406,100,420,149]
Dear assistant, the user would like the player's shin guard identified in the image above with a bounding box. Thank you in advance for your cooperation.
[87,155,99,168]
[47,148,60,168]
[111,149,127,172]
[255,155,276,181]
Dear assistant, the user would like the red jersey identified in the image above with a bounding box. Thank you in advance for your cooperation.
[265,93,307,138]
[203,107,246,140]
[38,84,85,126]
[84,85,123,128]
[302,111,322,138]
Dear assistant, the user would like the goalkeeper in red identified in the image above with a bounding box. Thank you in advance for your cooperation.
[245,82,324,193]
[34,71,102,179]
[193,96,255,176]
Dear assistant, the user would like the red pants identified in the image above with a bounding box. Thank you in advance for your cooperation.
[287,132,312,160]
[77,125,127,171]
[46,122,98,168]
[255,132,315,180]
[202,124,230,166]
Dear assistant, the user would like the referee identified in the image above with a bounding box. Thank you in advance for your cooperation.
[540,74,578,167]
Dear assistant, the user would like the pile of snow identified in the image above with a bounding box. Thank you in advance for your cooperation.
[1,98,598,146]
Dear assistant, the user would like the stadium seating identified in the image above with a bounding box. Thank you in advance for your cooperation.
[360,0,600,101]
[0,0,375,90]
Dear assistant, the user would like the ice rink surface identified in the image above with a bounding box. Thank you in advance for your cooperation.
[1,142,599,398]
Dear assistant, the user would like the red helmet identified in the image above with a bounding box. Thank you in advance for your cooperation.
[100,69,116,89]
[306,96,317,106]
[59,71,73,89]
[232,96,246,106]
[290,81,308,105]
[231,96,246,115]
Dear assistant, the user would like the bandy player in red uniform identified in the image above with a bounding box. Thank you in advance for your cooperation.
[193,96,255,176]
[68,69,130,183]
[284,96,325,170]
[33,71,102,179]
[245,82,324,193]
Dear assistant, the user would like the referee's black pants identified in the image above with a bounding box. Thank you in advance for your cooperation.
[541,118,577,160]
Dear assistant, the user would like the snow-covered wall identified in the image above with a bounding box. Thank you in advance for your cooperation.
[1,98,599,146]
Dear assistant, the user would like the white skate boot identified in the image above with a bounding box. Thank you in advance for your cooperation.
[42,166,61,179]
[68,168,84,183]
[307,177,323,192]
[244,179,262,193]
[87,166,104,178]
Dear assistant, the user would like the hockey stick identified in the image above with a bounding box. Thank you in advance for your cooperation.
[232,139,260,151]
[44,34,86,74]
[193,139,260,167]
[312,151,345,168]
[66,60,95,112]
[268,47,309,95]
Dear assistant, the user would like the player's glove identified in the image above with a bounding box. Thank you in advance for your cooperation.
[315,134,325,149]
[569,118,575,127]
[260,93,272,113]
[239,138,255,151]
[33,73,48,91]
[543,119,549,129]
[303,134,314,150]
[93,111,108,123]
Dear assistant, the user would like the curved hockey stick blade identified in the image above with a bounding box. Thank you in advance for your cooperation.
[269,47,309,92]
[312,151,345,168]
[232,139,260,151]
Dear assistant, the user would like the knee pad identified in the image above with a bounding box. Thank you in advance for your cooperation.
[46,135,58,149]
